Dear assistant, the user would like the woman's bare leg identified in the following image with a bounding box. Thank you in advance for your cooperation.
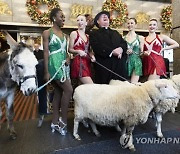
[148,69,160,80]
[130,71,139,83]
[79,77,93,84]
[56,80,73,125]
[51,82,62,124]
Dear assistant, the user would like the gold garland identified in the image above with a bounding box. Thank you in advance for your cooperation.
[102,0,128,28]
[160,5,172,31]
[26,0,61,25]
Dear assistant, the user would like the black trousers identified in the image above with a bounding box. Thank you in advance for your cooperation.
[36,60,47,115]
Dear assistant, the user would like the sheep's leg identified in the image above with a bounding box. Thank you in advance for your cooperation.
[73,117,81,140]
[115,124,121,132]
[155,112,163,138]
[89,120,101,137]
[126,126,135,152]
[121,125,126,136]
[6,92,16,140]
[81,119,89,128]
[120,126,135,151]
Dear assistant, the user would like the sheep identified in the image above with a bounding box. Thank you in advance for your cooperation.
[110,77,180,138]
[154,75,180,138]
[73,79,179,151]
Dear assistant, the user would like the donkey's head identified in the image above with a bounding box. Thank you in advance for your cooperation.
[9,42,38,96]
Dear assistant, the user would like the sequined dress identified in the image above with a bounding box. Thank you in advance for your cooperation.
[48,29,67,80]
[71,31,92,78]
[143,35,166,76]
[125,35,142,76]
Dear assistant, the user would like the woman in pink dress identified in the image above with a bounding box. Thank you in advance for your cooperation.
[69,15,95,84]
[143,19,179,80]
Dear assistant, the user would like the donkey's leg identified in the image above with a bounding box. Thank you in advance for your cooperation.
[0,102,2,130]
[6,90,16,139]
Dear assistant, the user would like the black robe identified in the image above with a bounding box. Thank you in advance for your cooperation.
[89,27,128,84]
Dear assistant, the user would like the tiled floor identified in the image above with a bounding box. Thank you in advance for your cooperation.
[0,110,180,154]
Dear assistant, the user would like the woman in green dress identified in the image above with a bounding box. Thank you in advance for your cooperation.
[124,18,144,83]
[43,8,73,135]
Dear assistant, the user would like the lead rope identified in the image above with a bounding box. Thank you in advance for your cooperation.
[148,54,168,79]
[145,40,168,79]
[35,60,67,92]
[87,54,130,82]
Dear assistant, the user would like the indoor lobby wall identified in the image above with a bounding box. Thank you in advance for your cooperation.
[172,0,180,75]
[0,0,171,31]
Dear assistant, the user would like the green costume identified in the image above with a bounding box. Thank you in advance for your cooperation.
[125,35,142,76]
[48,28,68,81]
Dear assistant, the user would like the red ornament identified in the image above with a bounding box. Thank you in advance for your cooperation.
[112,0,116,4]
[31,0,36,5]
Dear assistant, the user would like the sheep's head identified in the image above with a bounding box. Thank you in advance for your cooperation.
[155,80,179,100]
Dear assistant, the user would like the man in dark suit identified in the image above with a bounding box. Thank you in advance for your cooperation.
[33,43,44,61]
[33,43,48,127]
[89,11,128,84]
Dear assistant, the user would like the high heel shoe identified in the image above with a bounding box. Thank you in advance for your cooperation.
[37,115,44,128]
[51,123,60,133]
[58,117,67,135]
[51,118,67,135]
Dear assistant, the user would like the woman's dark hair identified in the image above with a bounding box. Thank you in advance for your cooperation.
[129,18,137,24]
[0,37,10,52]
[50,8,61,22]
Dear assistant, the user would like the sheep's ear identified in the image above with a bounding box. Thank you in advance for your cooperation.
[109,79,115,84]
[155,81,167,88]
[172,75,180,86]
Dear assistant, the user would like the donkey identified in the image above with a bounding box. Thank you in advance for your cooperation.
[0,42,38,139]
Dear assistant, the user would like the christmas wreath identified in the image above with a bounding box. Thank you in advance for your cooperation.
[26,0,61,25]
[102,0,128,28]
[160,5,172,31]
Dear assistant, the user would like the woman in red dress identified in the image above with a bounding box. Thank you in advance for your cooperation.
[69,15,95,84]
[143,19,179,80]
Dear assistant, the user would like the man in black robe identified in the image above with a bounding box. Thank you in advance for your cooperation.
[89,11,128,84]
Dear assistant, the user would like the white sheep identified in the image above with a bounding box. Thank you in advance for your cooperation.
[110,77,180,138]
[154,75,180,138]
[73,79,179,151]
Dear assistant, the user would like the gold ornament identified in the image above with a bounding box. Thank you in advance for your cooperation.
[0,1,12,15]
[70,4,93,20]
[26,0,61,25]
[102,0,128,28]
[160,5,172,31]
[0,32,6,39]
[136,12,150,24]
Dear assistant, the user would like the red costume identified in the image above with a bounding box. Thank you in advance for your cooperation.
[143,35,166,76]
[71,31,92,78]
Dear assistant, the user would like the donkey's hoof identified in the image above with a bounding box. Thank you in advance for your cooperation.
[10,132,17,140]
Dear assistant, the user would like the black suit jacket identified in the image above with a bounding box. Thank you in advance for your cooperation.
[34,49,44,61]
[89,27,128,84]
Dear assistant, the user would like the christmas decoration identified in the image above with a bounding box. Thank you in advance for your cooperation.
[160,5,172,31]
[26,0,61,25]
[102,0,128,28]
[136,12,150,24]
